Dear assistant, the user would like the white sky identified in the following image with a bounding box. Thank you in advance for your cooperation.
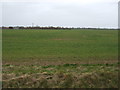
[1,0,119,28]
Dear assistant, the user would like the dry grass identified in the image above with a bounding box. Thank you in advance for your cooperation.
[2,63,119,88]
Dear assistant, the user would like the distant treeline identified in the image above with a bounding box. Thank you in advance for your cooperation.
[1,26,118,30]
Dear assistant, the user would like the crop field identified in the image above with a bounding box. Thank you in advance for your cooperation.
[2,29,119,88]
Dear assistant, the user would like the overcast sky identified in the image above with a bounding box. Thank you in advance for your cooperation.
[1,0,119,28]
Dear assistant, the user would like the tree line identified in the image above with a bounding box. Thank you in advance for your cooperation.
[1,26,118,30]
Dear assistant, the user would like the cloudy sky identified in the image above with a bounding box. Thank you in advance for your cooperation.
[1,0,119,28]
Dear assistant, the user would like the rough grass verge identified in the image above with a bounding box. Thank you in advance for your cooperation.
[2,63,119,88]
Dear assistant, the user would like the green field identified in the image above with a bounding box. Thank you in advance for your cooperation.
[3,29,118,65]
[2,29,119,88]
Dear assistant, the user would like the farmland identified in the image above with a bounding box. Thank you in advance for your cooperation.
[2,29,119,88]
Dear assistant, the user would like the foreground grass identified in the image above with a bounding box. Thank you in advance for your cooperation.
[2,63,119,88]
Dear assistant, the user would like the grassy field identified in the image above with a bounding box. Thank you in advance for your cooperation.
[2,29,119,88]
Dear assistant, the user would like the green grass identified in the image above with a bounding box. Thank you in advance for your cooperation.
[2,29,118,88]
[3,29,118,65]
